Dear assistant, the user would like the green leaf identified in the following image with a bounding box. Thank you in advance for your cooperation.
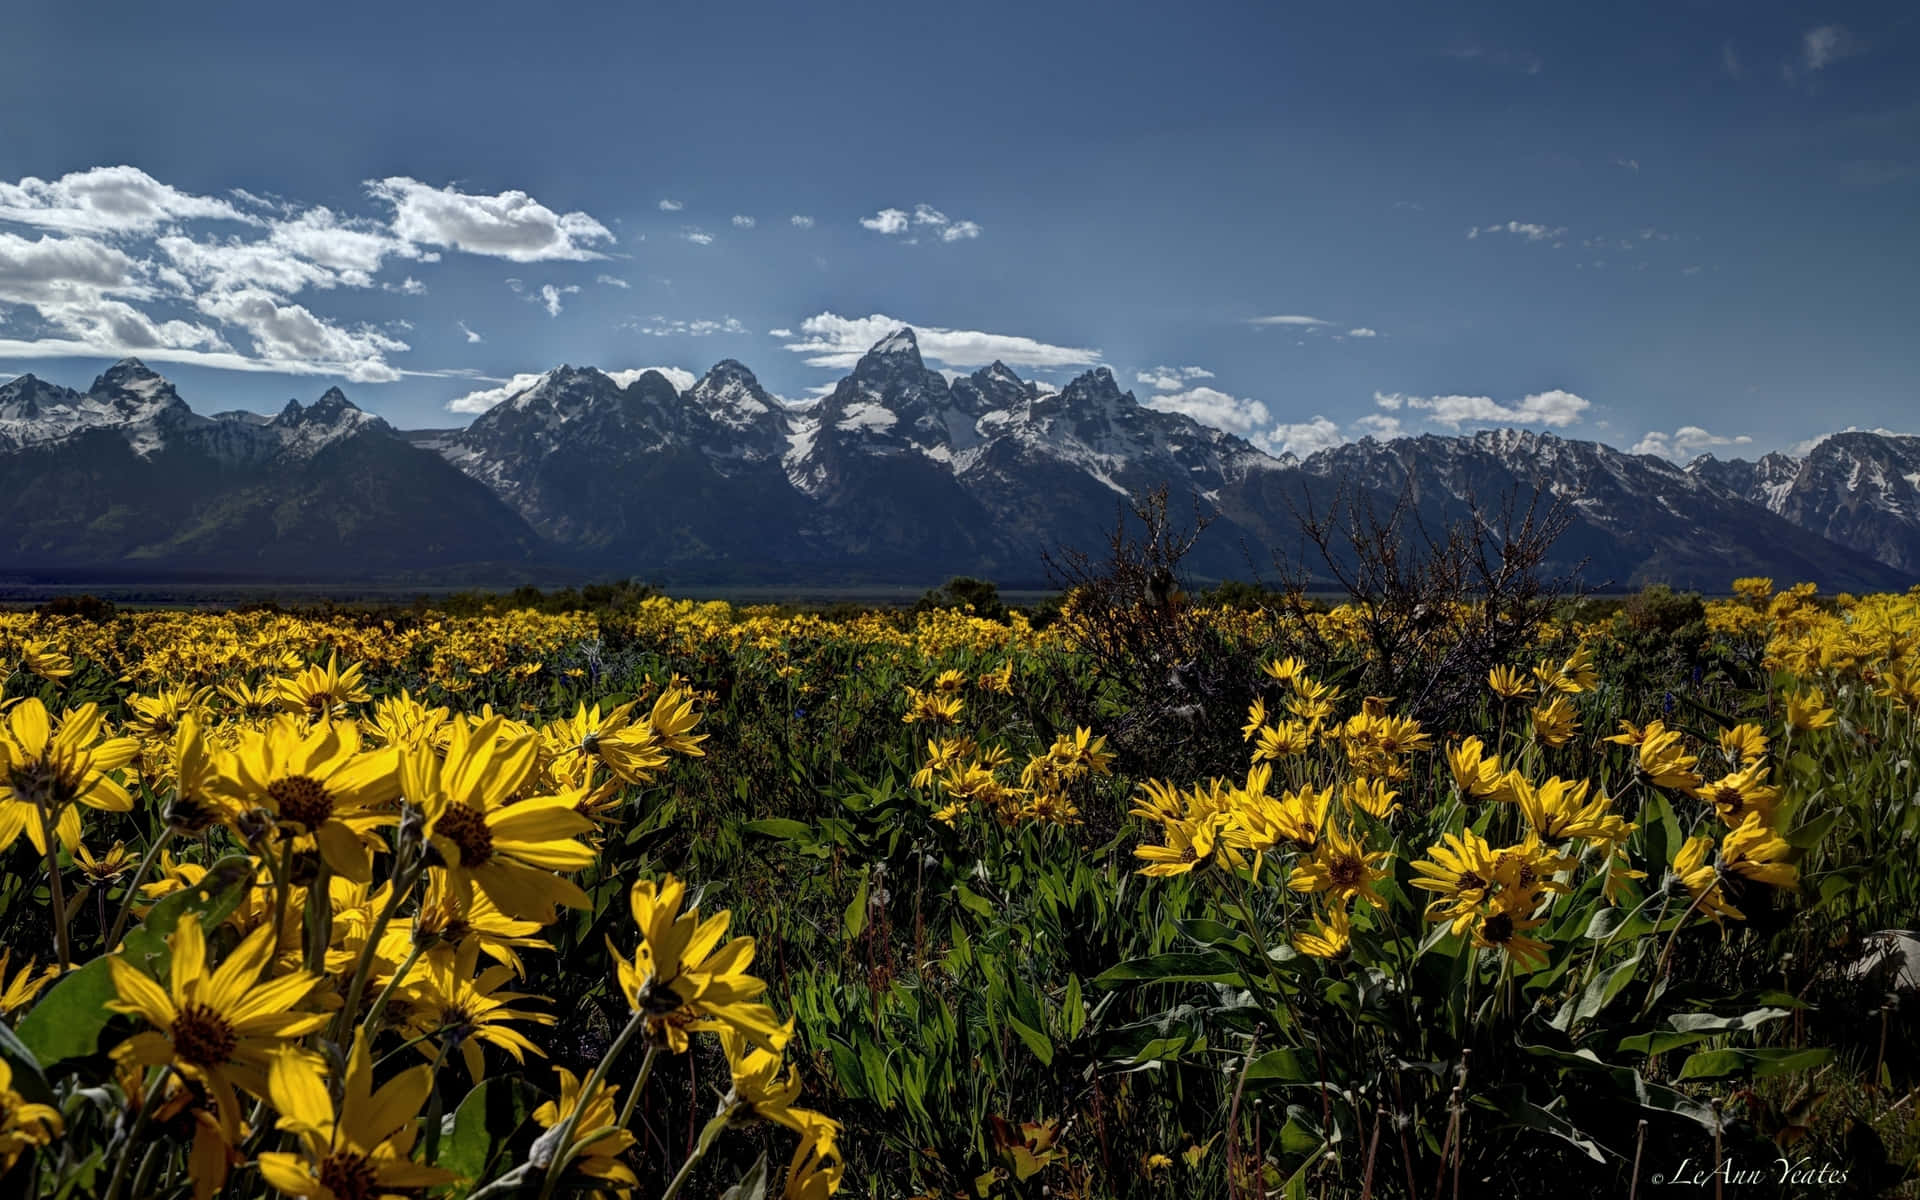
[1570,945,1644,1026]
[1785,810,1838,851]
[954,884,994,919]
[1676,1047,1830,1081]
[1005,1013,1054,1066]
[740,818,813,842]
[1499,1094,1608,1162]
[843,870,870,940]
[720,1153,771,1200]
[17,855,255,1067]
[440,1077,534,1183]
[0,1021,53,1106]
[1094,951,1246,988]
[1243,1047,1312,1086]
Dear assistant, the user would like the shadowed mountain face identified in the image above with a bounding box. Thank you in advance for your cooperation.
[2,338,1915,589]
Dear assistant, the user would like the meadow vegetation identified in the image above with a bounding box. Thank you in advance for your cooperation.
[0,543,1916,1196]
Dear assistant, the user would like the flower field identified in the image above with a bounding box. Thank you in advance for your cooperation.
[0,578,1915,1198]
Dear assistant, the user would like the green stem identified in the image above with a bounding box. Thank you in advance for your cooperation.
[616,1044,661,1130]
[269,838,296,965]
[538,1008,648,1200]
[332,858,420,1041]
[1223,867,1293,1020]
[361,941,425,1038]
[37,802,71,972]
[659,1103,738,1200]
[107,825,175,949]
[104,1067,173,1200]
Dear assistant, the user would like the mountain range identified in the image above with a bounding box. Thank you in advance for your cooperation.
[1,330,1915,591]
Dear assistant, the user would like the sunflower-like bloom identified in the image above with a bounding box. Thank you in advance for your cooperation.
[257,1030,456,1200]
[1529,694,1580,749]
[400,938,551,1082]
[1511,775,1628,844]
[20,639,74,680]
[532,1068,638,1197]
[1240,697,1268,742]
[212,717,400,882]
[133,1070,247,1200]
[1344,777,1400,820]
[362,691,450,750]
[1410,829,1498,933]
[1287,824,1390,906]
[1693,761,1781,828]
[618,874,789,1053]
[1718,813,1799,891]
[1262,656,1306,684]
[1784,690,1836,732]
[106,915,327,1142]
[1251,719,1313,762]
[1291,903,1352,958]
[407,715,597,923]
[902,686,965,725]
[783,1123,846,1199]
[217,678,280,719]
[1133,815,1218,876]
[0,947,58,1017]
[1671,835,1744,923]
[0,699,137,854]
[1487,664,1535,700]
[0,1056,62,1173]
[1607,720,1701,791]
[1470,897,1552,968]
[399,873,548,978]
[126,684,214,741]
[1446,737,1512,802]
[271,654,371,718]
[719,1027,839,1138]
[1717,722,1769,768]
[73,839,138,885]
[168,716,240,834]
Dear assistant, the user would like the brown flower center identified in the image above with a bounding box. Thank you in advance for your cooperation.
[171,1001,238,1066]
[1481,911,1515,944]
[318,1151,381,1200]
[269,775,333,830]
[435,804,495,867]
[1328,854,1365,889]
[1459,870,1487,892]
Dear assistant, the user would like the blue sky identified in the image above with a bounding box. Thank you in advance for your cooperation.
[1,0,1914,459]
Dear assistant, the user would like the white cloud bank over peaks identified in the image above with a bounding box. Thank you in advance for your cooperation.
[0,164,622,382]
[446,365,696,414]
[1632,426,1753,459]
[780,312,1099,370]
[1373,388,1589,428]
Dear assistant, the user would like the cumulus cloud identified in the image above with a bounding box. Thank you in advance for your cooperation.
[940,220,982,242]
[1804,25,1860,71]
[1248,314,1330,326]
[1267,416,1346,457]
[682,229,714,246]
[780,312,1101,371]
[1353,413,1402,439]
[536,283,579,317]
[628,315,749,337]
[445,365,696,413]
[1377,388,1590,428]
[859,208,910,235]
[459,321,483,343]
[193,287,407,381]
[0,165,257,236]
[1136,365,1215,391]
[658,198,684,212]
[1632,426,1754,459]
[1467,220,1566,242]
[367,177,613,262]
[1347,327,1378,338]
[731,215,756,229]
[1146,385,1271,435]
[790,214,814,229]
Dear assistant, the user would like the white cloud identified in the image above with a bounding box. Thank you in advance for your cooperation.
[658,198,684,212]
[1353,413,1402,439]
[1632,425,1754,459]
[1347,327,1378,338]
[682,229,714,246]
[1248,314,1330,326]
[731,215,756,229]
[504,277,524,293]
[767,327,793,338]
[459,321,483,344]
[940,220,982,242]
[628,315,749,337]
[1389,388,1590,428]
[606,366,697,393]
[193,287,406,381]
[536,283,579,317]
[1136,365,1215,391]
[1804,25,1860,71]
[367,177,613,262]
[269,206,423,281]
[1267,416,1345,457]
[781,311,1101,370]
[1614,158,1640,172]
[0,231,154,306]
[0,165,256,236]
[912,204,948,227]
[1467,220,1566,242]
[789,214,815,229]
[1146,385,1271,435]
[1721,42,1742,78]
[445,365,698,414]
[859,208,910,235]
[595,274,629,288]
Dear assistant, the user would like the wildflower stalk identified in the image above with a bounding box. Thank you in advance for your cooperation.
[36,799,71,971]
[103,1066,174,1200]
[616,1043,661,1129]
[537,1007,649,1200]
[333,854,422,1040]
[361,940,425,1037]
[106,824,175,949]
[660,1099,739,1200]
